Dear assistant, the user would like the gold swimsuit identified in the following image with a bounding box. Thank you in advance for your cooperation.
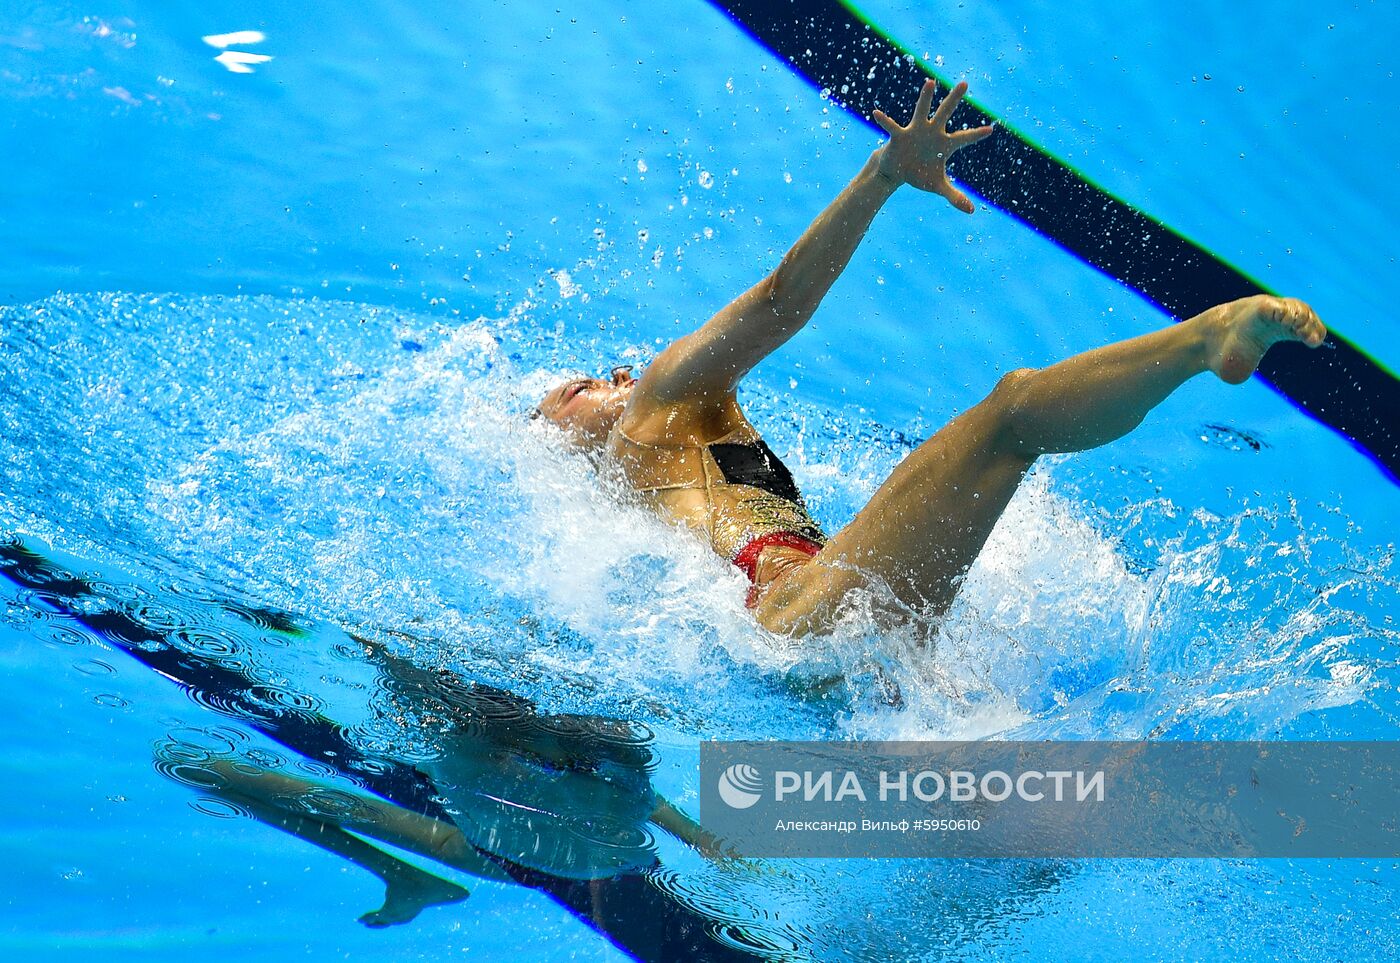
[608,423,826,567]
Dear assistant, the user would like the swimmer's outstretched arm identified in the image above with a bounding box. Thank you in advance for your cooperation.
[637,80,993,409]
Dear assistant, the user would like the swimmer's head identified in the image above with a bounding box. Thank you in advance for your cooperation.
[533,365,637,450]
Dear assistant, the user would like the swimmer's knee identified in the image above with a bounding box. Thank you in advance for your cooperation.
[985,367,1040,461]
[988,366,1037,407]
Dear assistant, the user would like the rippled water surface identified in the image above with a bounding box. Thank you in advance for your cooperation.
[2,1,1397,961]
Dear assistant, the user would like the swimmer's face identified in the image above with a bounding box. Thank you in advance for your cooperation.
[535,365,637,449]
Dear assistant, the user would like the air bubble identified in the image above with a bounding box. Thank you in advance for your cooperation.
[190,796,249,819]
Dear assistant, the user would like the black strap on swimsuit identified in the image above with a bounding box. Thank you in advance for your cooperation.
[708,439,806,507]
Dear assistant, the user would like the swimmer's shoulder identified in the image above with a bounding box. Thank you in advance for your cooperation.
[614,390,753,449]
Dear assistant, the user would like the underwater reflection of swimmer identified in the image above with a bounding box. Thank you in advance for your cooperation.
[176,637,724,928]
[0,541,764,955]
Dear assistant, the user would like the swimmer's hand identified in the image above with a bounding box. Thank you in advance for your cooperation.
[872,79,994,213]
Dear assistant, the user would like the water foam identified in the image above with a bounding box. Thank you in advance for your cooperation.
[1,292,1394,744]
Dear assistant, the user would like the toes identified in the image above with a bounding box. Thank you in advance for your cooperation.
[1306,317,1327,347]
[1303,305,1327,347]
[1265,297,1327,346]
[1283,299,1326,346]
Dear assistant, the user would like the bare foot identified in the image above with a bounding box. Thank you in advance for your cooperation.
[1204,295,1327,384]
[358,868,470,928]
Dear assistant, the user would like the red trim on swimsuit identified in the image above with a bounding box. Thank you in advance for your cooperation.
[733,531,824,608]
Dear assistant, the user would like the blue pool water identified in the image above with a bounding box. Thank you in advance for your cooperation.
[1,1,1396,960]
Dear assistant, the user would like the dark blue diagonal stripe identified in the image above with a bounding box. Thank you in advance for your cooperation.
[712,0,1399,484]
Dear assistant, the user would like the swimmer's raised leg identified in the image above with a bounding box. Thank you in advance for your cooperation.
[756,295,1325,634]
[1002,295,1325,453]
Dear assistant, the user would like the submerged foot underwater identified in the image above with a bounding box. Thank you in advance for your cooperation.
[2,291,1397,960]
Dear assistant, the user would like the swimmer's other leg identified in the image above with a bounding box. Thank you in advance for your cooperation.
[756,295,1325,634]
[202,760,492,928]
